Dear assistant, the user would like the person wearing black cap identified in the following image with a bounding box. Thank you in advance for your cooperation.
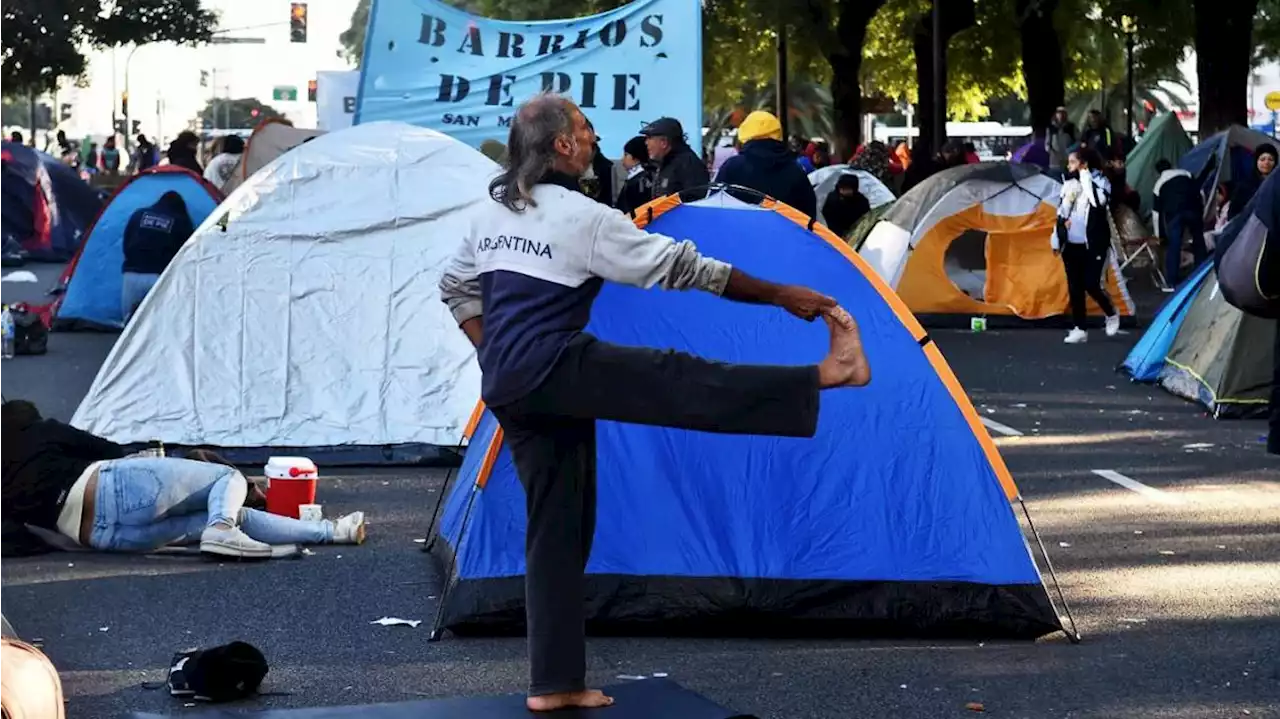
[615,135,654,215]
[1228,143,1277,221]
[641,117,708,198]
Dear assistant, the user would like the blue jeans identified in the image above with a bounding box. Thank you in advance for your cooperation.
[88,458,333,552]
[121,272,159,322]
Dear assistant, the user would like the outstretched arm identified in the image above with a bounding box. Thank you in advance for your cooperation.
[587,207,836,321]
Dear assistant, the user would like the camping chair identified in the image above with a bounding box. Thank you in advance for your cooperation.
[1111,207,1168,290]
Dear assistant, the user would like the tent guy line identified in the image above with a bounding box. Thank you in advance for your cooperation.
[1091,469,1187,505]
[980,416,1024,437]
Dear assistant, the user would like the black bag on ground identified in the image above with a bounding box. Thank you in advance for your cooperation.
[11,304,47,355]
[167,641,268,702]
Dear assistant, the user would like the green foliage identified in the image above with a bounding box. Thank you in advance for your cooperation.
[1256,0,1280,63]
[197,97,285,130]
[338,0,372,64]
[861,0,1021,120]
[1,0,218,94]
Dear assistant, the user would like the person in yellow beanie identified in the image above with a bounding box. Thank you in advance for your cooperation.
[714,111,817,217]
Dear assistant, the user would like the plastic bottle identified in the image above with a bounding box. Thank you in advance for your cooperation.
[1,305,14,359]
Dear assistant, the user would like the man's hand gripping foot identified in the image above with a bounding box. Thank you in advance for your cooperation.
[818,306,871,388]
[527,689,615,712]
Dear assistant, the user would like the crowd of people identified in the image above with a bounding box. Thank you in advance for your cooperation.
[5,128,247,194]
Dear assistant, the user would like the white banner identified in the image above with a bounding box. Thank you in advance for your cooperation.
[317,71,361,131]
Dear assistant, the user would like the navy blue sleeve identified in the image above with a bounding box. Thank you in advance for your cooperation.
[714,156,743,185]
[793,171,818,218]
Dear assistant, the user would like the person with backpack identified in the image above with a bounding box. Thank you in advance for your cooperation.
[1055,147,1121,343]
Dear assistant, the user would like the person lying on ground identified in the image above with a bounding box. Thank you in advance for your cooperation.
[438,91,871,713]
[1,401,365,558]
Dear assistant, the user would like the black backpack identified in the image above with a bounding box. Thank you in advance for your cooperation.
[166,641,268,703]
[10,304,47,355]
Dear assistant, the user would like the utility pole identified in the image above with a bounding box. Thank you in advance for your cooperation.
[1122,16,1136,137]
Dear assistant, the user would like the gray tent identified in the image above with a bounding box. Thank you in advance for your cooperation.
[1159,269,1275,418]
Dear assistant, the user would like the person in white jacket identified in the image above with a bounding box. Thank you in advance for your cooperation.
[437,92,871,713]
[1054,148,1121,343]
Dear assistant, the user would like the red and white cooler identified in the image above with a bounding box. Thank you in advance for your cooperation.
[264,456,318,519]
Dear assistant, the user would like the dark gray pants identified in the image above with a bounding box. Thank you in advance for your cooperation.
[489,333,821,696]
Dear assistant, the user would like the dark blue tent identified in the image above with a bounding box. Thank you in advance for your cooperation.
[430,193,1067,640]
[1,141,101,261]
[1179,126,1275,221]
[1120,260,1214,381]
[53,166,221,331]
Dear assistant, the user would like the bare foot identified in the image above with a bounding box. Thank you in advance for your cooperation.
[817,307,871,388]
[526,689,615,712]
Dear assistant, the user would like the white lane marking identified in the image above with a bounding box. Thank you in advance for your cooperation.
[980,416,1023,437]
[1091,469,1185,505]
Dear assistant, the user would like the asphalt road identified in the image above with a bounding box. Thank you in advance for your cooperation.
[2,270,1277,718]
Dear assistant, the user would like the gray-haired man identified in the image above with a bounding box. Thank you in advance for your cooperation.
[439,93,870,712]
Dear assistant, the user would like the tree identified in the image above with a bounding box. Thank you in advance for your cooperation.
[338,0,372,64]
[1193,0,1259,135]
[196,98,285,130]
[2,0,218,95]
[1017,0,1064,133]
[911,0,976,157]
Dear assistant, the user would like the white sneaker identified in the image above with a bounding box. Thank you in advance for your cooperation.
[1104,314,1120,337]
[200,525,272,558]
[1063,328,1088,344]
[333,512,366,545]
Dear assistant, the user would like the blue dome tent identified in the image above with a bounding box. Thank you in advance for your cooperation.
[1120,260,1214,381]
[52,166,222,330]
[428,189,1073,641]
[1,141,101,261]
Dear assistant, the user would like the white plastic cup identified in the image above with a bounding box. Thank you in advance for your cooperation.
[298,504,323,522]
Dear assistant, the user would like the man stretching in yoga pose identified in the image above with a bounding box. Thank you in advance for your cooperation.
[439,92,871,712]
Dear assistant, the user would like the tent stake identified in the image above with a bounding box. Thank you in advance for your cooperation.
[1020,497,1082,644]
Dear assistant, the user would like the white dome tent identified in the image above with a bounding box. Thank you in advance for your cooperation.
[71,122,494,464]
[808,165,896,228]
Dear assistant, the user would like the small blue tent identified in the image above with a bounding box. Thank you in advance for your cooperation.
[1179,125,1275,221]
[1120,260,1214,381]
[53,166,221,330]
[1,141,101,261]
[431,192,1067,640]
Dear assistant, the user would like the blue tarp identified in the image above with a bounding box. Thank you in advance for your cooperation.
[435,201,1055,634]
[1,141,101,261]
[1120,260,1214,381]
[55,169,219,330]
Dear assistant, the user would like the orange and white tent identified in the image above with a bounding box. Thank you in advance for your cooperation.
[859,162,1133,322]
[221,119,326,194]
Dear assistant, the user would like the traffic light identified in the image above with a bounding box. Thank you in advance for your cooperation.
[307,79,317,102]
[251,108,260,118]
[121,91,129,117]
[60,104,72,121]
[131,120,141,134]
[289,3,307,43]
